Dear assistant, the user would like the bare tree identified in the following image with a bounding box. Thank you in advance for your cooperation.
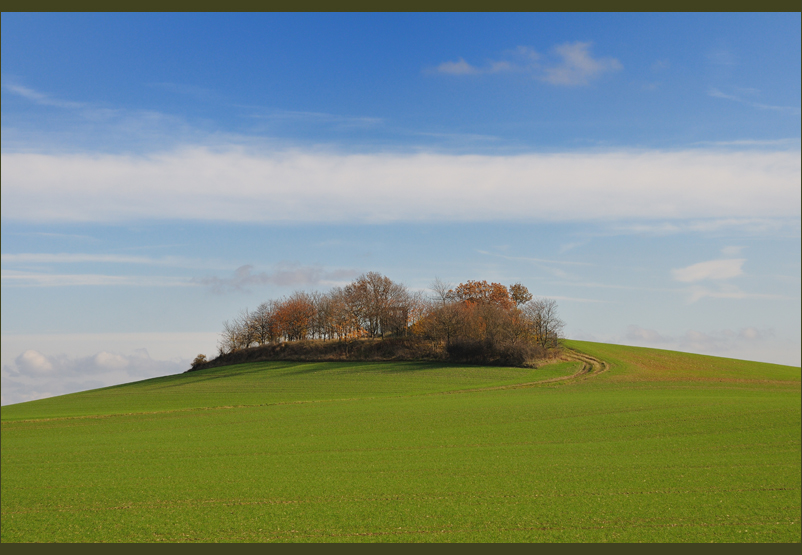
[521,298,565,348]
[430,277,453,306]
[218,314,251,355]
[345,272,410,338]
[236,308,259,349]
[252,301,278,345]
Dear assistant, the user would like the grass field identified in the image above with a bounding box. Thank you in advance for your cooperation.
[1,341,799,542]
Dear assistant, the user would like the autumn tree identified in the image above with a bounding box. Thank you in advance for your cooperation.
[509,283,533,306]
[274,292,316,341]
[449,280,514,310]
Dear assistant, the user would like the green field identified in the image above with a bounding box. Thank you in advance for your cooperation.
[2,341,800,542]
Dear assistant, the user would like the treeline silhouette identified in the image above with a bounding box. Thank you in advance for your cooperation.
[192,272,564,370]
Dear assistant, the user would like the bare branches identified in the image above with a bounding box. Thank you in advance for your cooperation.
[520,298,565,348]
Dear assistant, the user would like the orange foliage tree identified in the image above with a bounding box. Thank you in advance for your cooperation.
[448,280,514,310]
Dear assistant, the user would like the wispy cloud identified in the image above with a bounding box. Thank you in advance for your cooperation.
[692,138,801,148]
[559,242,585,253]
[7,231,99,241]
[3,148,798,224]
[413,131,500,143]
[541,295,608,303]
[707,48,737,67]
[1,252,217,268]
[720,245,744,256]
[3,83,85,109]
[684,283,797,303]
[147,82,215,101]
[1,270,195,287]
[430,42,622,86]
[604,218,800,237]
[2,82,205,154]
[671,259,745,282]
[477,249,592,280]
[193,262,359,294]
[476,250,592,266]
[708,88,801,115]
[551,280,679,294]
[247,109,383,127]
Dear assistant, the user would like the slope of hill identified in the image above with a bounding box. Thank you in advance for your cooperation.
[2,341,799,542]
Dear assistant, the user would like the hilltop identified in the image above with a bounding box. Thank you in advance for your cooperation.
[187,336,564,373]
[201,274,566,371]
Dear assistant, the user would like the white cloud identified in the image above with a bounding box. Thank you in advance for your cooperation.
[672,259,745,282]
[540,42,623,86]
[626,325,671,343]
[15,350,55,374]
[433,58,483,75]
[431,41,621,86]
[2,147,799,224]
[2,332,220,367]
[1,333,224,405]
[93,351,130,369]
[1,348,190,405]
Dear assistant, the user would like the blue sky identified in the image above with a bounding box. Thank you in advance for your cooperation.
[2,13,800,404]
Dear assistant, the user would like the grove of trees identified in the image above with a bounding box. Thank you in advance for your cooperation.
[213,272,565,365]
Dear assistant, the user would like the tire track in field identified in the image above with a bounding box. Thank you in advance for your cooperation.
[429,348,609,396]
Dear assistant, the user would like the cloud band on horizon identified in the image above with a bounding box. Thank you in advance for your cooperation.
[2,147,798,225]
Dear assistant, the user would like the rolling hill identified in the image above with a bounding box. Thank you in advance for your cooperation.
[2,340,799,542]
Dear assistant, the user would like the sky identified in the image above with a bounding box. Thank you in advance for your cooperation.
[2,13,800,405]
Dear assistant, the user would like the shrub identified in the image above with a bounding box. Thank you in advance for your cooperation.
[446,339,543,366]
